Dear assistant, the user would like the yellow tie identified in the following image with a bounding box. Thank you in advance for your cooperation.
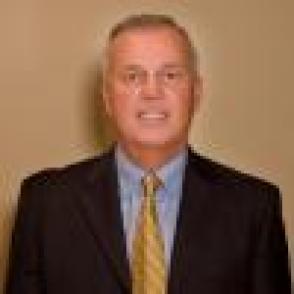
[132,171,167,294]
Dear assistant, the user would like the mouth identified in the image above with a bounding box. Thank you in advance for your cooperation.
[137,111,168,122]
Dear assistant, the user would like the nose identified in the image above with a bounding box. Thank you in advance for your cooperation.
[140,72,162,100]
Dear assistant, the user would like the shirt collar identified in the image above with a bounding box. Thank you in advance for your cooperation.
[116,146,145,189]
[115,145,187,199]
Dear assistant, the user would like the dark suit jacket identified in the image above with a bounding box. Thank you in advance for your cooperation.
[6,147,292,293]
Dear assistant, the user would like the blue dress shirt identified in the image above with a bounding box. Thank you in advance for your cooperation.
[115,146,187,271]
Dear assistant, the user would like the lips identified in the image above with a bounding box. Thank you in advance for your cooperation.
[137,111,168,121]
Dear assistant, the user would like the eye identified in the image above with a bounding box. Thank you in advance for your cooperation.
[166,71,177,80]
[126,71,138,82]
[164,70,183,81]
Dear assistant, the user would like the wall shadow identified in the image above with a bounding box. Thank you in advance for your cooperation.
[84,62,114,153]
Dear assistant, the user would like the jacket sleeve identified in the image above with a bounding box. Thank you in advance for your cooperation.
[252,186,292,293]
[5,172,51,294]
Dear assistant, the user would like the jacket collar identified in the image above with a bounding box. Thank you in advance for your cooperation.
[71,146,212,292]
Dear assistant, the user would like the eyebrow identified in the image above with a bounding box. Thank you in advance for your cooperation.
[120,65,143,71]
[119,63,188,71]
[160,63,188,70]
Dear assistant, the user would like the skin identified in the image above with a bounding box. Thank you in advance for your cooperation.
[103,26,202,169]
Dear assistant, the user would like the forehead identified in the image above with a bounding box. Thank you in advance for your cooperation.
[107,26,190,67]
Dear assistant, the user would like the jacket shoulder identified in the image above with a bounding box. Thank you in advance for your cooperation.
[20,149,113,194]
[188,149,280,196]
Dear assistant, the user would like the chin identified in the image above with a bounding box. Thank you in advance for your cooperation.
[134,135,178,149]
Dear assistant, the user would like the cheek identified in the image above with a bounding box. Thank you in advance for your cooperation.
[108,92,137,126]
[107,86,129,114]
[169,91,194,120]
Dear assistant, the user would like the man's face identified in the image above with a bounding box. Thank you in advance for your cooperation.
[103,26,200,153]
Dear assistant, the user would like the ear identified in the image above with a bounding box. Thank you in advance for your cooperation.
[102,77,112,117]
[193,74,203,112]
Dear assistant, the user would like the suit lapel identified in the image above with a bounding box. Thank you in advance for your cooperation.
[168,149,212,293]
[69,147,213,293]
[71,150,131,292]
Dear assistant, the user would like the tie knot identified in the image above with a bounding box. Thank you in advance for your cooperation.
[142,170,162,196]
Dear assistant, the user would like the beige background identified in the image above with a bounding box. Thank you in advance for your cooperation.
[0,0,293,291]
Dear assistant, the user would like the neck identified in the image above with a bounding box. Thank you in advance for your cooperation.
[117,141,187,170]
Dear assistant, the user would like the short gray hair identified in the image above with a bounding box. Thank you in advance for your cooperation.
[106,14,199,75]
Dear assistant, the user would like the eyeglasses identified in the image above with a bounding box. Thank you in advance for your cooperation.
[115,65,191,91]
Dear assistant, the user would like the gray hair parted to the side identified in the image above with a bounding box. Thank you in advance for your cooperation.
[104,13,199,76]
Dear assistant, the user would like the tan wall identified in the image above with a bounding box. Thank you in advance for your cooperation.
[0,0,293,291]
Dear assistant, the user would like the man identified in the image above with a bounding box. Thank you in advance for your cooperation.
[6,14,291,293]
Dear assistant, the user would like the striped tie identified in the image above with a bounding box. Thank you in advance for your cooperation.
[132,171,167,294]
